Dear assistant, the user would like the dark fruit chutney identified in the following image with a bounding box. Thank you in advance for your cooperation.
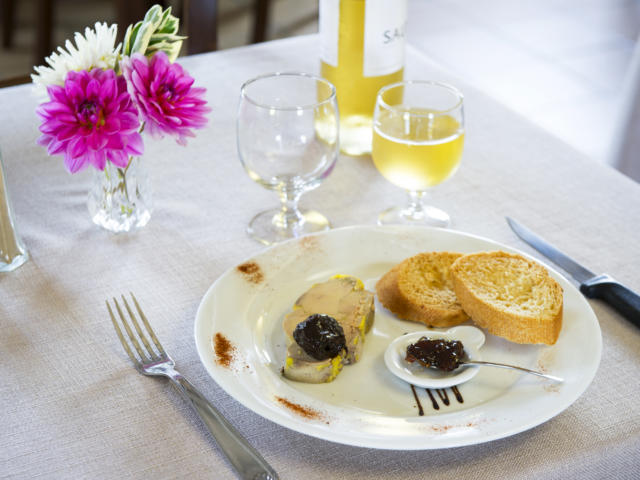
[293,314,347,361]
[405,337,465,372]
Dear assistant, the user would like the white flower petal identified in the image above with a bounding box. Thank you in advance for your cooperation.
[31,21,121,97]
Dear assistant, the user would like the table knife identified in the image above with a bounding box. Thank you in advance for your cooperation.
[506,217,640,327]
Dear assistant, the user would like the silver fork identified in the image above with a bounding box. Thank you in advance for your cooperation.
[107,293,279,480]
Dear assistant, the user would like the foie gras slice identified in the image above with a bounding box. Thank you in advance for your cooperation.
[283,275,375,366]
[283,343,345,383]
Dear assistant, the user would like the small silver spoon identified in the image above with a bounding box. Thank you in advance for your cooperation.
[446,359,563,383]
[385,328,564,388]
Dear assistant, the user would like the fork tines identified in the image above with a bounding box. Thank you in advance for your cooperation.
[107,293,166,366]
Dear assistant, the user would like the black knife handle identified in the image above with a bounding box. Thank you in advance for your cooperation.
[580,274,640,328]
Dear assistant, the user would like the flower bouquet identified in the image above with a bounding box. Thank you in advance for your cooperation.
[33,5,210,233]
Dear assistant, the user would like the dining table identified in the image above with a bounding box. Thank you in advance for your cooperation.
[1,33,640,480]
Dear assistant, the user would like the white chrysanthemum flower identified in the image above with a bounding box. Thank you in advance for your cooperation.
[31,22,121,96]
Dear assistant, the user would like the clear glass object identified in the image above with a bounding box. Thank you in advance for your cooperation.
[371,80,465,227]
[237,72,339,245]
[0,151,28,272]
[87,156,153,234]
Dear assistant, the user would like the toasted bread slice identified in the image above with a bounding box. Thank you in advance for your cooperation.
[376,252,469,327]
[450,251,563,345]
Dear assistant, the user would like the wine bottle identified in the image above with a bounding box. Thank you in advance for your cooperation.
[319,0,407,156]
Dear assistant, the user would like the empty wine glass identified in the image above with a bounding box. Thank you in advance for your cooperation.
[237,72,339,245]
[372,80,465,227]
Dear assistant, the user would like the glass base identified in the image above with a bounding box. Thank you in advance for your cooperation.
[247,208,330,245]
[87,156,153,234]
[0,250,29,272]
[90,208,152,234]
[377,204,451,228]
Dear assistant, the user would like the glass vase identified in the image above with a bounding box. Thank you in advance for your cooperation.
[87,156,152,233]
[0,150,29,271]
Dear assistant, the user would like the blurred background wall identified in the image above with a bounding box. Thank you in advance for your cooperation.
[2,0,639,176]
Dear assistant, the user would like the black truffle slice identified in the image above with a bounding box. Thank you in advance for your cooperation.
[293,314,347,361]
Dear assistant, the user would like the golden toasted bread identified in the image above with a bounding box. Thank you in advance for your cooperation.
[450,251,563,345]
[376,252,469,327]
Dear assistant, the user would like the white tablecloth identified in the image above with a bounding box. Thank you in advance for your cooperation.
[1,35,639,479]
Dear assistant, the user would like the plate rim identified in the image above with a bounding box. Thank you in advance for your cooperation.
[194,224,602,450]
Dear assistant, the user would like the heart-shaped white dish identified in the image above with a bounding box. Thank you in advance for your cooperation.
[384,325,486,388]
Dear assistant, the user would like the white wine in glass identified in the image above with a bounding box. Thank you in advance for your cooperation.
[372,81,464,227]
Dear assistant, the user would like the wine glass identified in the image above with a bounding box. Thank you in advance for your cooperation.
[237,72,339,245]
[371,80,465,227]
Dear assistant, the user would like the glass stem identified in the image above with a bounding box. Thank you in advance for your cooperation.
[275,188,304,230]
[405,190,428,218]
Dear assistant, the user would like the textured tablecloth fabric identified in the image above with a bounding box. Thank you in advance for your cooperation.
[1,35,639,480]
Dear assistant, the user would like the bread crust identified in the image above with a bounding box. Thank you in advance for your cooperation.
[450,251,563,345]
[376,252,469,327]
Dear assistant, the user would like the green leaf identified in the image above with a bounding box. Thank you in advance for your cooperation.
[122,4,184,59]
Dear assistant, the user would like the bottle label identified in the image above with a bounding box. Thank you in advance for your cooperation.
[319,0,407,76]
[363,0,407,77]
[319,0,340,67]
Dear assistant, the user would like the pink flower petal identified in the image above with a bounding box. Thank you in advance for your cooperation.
[125,133,144,156]
[87,132,108,150]
[90,149,108,170]
[108,150,130,168]
[101,77,116,102]
[41,102,72,116]
[121,52,209,145]
[68,136,87,158]
[102,117,120,134]
[36,134,53,147]
[119,112,141,131]
[86,78,100,99]
[64,152,87,173]
[48,139,67,155]
[36,68,141,173]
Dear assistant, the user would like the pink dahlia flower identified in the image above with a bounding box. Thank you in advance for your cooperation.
[121,51,210,146]
[36,69,143,173]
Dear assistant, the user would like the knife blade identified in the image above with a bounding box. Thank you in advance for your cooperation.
[506,217,640,327]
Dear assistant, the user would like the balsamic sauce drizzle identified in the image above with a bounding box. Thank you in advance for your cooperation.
[426,389,439,410]
[435,388,450,406]
[410,384,424,416]
[451,386,463,404]
[411,386,465,415]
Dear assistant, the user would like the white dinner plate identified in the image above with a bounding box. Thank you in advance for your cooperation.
[194,225,601,450]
